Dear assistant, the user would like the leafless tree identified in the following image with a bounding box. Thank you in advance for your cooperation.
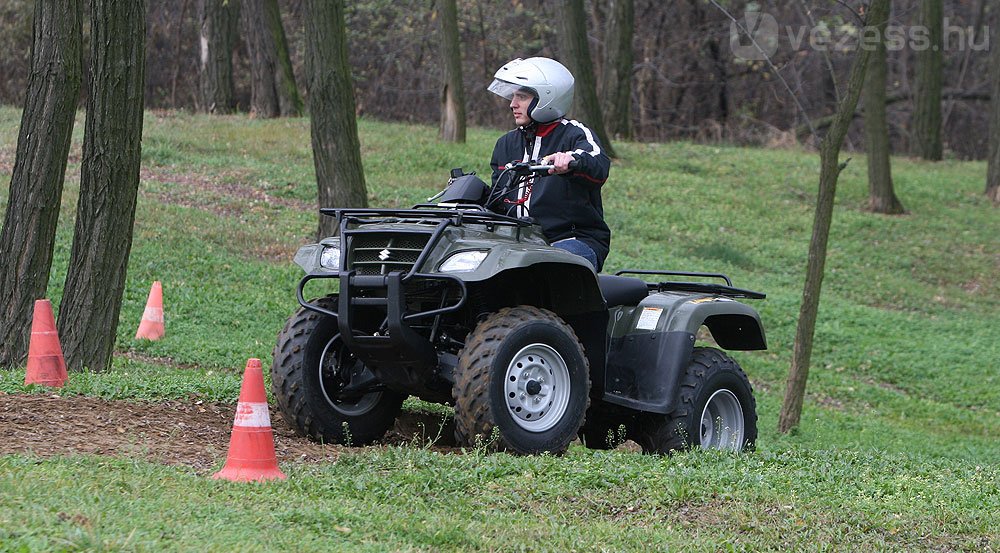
[304,0,367,238]
[779,0,890,433]
[600,0,634,139]
[242,0,301,117]
[864,0,904,214]
[198,0,241,113]
[0,0,82,368]
[912,0,943,160]
[438,0,466,142]
[59,0,148,372]
[558,0,616,157]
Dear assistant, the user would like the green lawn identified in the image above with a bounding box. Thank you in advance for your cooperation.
[0,107,997,551]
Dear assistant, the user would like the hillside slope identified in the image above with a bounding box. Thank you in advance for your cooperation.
[0,108,997,551]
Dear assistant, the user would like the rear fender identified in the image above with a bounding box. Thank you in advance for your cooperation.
[659,295,767,351]
[602,293,766,414]
[609,292,766,350]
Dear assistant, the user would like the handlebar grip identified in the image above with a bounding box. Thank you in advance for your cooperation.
[525,158,579,174]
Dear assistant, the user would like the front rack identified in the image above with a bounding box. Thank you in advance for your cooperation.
[320,206,534,230]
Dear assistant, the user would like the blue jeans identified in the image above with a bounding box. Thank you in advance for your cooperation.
[552,238,599,271]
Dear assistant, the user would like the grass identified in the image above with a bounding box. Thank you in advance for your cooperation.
[1,106,998,551]
[0,449,996,551]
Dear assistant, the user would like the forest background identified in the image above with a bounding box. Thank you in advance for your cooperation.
[0,0,994,160]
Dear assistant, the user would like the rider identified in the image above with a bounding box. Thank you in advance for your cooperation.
[488,57,611,272]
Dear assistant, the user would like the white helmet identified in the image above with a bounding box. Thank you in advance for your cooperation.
[488,57,574,123]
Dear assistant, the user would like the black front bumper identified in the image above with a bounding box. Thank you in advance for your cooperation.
[297,270,466,388]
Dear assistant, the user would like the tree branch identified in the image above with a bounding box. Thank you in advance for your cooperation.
[797,0,840,103]
[796,89,991,137]
[832,0,866,25]
[709,0,818,140]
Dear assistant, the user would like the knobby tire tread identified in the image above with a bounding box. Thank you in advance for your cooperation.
[452,306,590,454]
[272,296,402,445]
[632,347,756,454]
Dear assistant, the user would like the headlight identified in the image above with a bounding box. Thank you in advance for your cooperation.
[320,246,341,269]
[439,250,489,273]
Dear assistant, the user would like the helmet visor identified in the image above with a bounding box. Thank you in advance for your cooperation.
[488,79,535,101]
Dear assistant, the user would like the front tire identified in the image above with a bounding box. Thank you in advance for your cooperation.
[633,347,757,454]
[271,296,404,445]
[453,306,590,454]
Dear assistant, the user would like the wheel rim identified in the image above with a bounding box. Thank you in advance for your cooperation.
[504,343,571,432]
[318,336,382,416]
[699,389,745,451]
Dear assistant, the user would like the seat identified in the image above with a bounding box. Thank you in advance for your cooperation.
[597,274,649,308]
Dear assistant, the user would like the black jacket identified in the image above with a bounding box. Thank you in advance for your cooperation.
[490,118,612,270]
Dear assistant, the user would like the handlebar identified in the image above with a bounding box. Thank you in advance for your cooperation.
[485,159,582,214]
[508,159,580,176]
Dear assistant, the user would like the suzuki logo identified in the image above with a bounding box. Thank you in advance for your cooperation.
[378,249,392,261]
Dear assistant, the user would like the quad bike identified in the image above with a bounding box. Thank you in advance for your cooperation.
[272,162,767,455]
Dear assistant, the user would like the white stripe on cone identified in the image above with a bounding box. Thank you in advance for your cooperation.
[142,306,164,324]
[233,402,271,428]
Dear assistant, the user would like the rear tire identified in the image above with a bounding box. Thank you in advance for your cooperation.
[271,296,404,445]
[633,347,757,454]
[453,306,590,454]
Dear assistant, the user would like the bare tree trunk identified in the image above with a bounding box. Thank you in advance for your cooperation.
[58,0,147,372]
[912,0,943,160]
[242,0,301,117]
[0,0,82,369]
[198,0,240,114]
[601,0,633,139]
[987,17,1000,203]
[778,0,890,433]
[305,0,366,239]
[170,0,192,107]
[942,0,986,130]
[864,1,904,214]
[706,36,729,128]
[557,0,616,157]
[438,0,466,142]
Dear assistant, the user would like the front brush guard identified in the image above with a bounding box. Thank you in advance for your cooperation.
[296,270,466,378]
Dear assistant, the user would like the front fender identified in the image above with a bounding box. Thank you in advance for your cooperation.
[436,241,595,281]
[293,238,339,275]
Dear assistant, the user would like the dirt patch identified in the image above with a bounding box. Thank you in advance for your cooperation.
[0,148,13,174]
[0,393,457,472]
[140,166,313,217]
[137,166,310,261]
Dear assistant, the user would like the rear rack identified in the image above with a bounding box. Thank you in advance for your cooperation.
[615,269,766,300]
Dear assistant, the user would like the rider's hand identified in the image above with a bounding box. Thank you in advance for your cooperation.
[543,152,576,175]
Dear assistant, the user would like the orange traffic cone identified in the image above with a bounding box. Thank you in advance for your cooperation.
[135,281,164,340]
[213,358,286,482]
[24,299,68,387]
